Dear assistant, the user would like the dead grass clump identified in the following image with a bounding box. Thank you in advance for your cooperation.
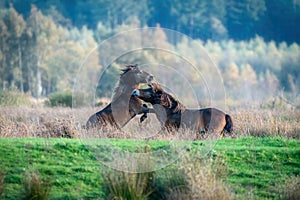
[102,146,155,200]
[279,176,300,200]
[38,118,78,138]
[0,116,14,137]
[0,170,5,197]
[22,171,51,200]
[232,109,300,138]
[152,153,233,199]
[1,106,299,139]
[154,168,189,200]
[177,155,234,200]
[102,145,234,200]
[103,170,154,200]
[0,107,80,138]
[0,115,35,137]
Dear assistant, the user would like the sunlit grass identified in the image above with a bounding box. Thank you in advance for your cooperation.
[0,137,299,199]
[0,106,299,199]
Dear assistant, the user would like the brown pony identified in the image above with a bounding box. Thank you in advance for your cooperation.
[132,82,233,136]
[86,64,154,129]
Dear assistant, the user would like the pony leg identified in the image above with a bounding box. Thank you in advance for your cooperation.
[139,104,157,123]
[220,130,225,137]
[140,113,148,123]
[139,104,149,123]
[158,126,167,134]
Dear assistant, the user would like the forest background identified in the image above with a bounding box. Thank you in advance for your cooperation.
[0,0,299,108]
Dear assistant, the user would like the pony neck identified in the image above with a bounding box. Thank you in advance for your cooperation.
[119,81,139,92]
[112,82,139,101]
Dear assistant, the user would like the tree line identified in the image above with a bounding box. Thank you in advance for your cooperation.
[1,0,300,44]
[0,5,100,98]
[0,4,299,106]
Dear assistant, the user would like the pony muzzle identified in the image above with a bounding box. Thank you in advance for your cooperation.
[132,89,140,96]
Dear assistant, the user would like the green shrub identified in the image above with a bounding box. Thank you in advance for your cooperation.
[72,91,90,108]
[0,89,31,106]
[45,90,72,107]
[46,90,89,107]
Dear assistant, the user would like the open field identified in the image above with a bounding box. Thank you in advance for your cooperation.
[0,137,299,199]
[0,107,300,199]
[1,1,300,199]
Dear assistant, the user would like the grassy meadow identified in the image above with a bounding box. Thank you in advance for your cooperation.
[0,106,300,199]
[1,1,300,199]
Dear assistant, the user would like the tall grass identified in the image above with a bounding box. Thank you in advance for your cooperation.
[0,107,80,138]
[175,154,233,200]
[0,106,299,139]
[22,171,51,200]
[101,145,234,200]
[232,108,300,138]
[0,89,31,106]
[279,176,300,200]
[103,170,154,200]
[0,170,5,198]
[102,146,155,200]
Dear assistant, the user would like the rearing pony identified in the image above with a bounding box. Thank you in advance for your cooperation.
[86,64,154,129]
[132,82,233,137]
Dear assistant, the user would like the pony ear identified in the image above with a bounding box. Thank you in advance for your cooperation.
[161,93,172,108]
[131,64,138,70]
[148,82,155,90]
[121,64,136,75]
[156,84,163,92]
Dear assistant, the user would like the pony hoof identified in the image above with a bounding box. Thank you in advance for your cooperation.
[140,116,147,123]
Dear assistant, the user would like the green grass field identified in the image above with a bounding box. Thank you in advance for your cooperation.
[0,137,299,199]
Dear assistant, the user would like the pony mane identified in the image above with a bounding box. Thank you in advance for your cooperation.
[120,64,138,76]
[161,92,186,113]
[149,82,185,112]
[171,96,186,112]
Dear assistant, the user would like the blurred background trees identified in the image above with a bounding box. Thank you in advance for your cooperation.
[1,0,299,43]
[0,0,299,107]
[0,5,101,99]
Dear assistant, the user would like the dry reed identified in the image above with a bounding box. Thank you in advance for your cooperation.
[0,106,299,139]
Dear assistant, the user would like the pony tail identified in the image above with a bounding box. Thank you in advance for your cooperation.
[225,114,233,133]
